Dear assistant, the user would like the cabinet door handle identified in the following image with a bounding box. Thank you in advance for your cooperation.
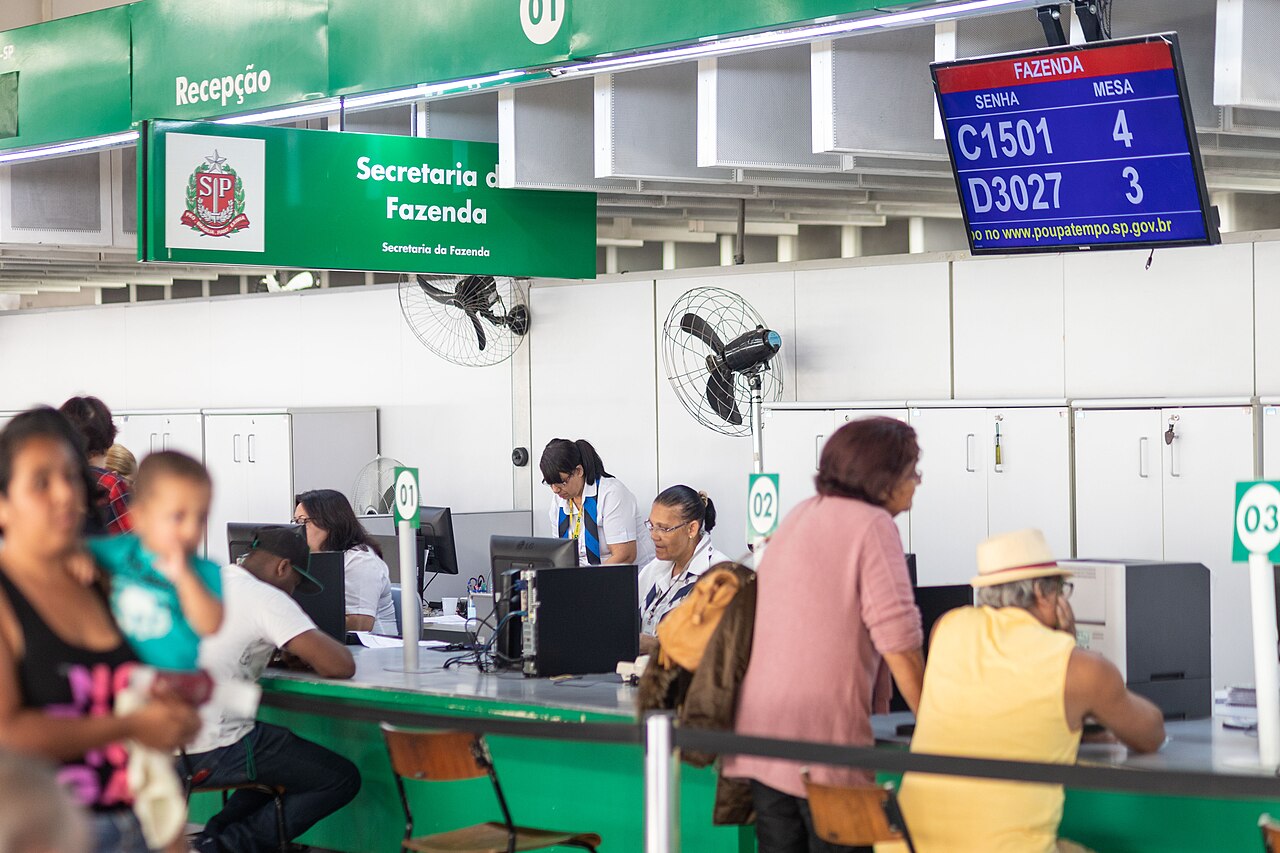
[965,434,976,473]
[162,432,171,451]
[149,433,157,454]
[247,434,256,464]
[1138,437,1149,479]
[815,435,824,470]
[233,434,242,464]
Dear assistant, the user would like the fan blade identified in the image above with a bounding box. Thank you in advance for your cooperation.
[705,367,743,426]
[680,313,726,355]
[465,310,488,351]
[416,274,457,306]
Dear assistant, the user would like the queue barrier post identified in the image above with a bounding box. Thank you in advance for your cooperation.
[645,712,679,853]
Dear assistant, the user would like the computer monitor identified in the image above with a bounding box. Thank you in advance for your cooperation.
[489,536,578,663]
[891,554,973,714]
[419,506,459,576]
[227,522,303,565]
[293,552,346,642]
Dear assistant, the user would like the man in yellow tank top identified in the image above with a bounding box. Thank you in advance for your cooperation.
[895,529,1166,853]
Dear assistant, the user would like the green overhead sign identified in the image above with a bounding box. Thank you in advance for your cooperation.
[0,7,131,151]
[5,0,932,151]
[139,121,596,279]
[130,0,330,123]
[570,0,913,58]
[328,0,571,97]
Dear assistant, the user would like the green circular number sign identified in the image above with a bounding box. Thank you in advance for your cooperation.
[1236,482,1280,555]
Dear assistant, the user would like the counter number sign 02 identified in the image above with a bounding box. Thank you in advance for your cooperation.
[393,466,420,529]
[748,473,780,539]
[1233,481,1280,562]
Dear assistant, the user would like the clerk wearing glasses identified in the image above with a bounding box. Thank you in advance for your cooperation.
[638,486,730,653]
[540,438,655,568]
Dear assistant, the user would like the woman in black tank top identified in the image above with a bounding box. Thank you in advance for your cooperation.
[0,409,200,853]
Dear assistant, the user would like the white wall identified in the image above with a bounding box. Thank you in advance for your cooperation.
[0,286,517,513]
[529,280,659,538]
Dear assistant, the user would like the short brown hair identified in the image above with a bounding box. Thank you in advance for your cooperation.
[815,417,918,508]
[134,451,212,501]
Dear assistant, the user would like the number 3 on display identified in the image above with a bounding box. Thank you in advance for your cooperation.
[1122,166,1143,204]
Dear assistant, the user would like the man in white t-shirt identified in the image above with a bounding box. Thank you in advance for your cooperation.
[182,526,358,853]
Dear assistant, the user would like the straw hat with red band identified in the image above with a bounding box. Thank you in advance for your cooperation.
[970,528,1073,588]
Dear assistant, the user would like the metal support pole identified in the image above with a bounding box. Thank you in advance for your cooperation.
[750,376,764,475]
[644,713,678,853]
[1250,552,1280,769]
[400,518,420,672]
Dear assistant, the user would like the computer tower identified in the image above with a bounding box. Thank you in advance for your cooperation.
[519,564,640,677]
[1068,560,1211,719]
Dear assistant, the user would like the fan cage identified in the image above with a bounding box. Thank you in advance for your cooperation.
[399,274,531,368]
[661,286,783,437]
[353,456,404,515]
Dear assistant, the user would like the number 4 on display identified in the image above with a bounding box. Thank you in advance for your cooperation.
[1113,109,1134,148]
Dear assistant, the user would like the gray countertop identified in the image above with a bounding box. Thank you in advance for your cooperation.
[871,711,1277,778]
[265,649,1276,778]
[261,645,640,720]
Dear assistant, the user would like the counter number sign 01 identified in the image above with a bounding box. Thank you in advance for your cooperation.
[393,466,420,529]
[748,473,780,539]
[1233,481,1280,562]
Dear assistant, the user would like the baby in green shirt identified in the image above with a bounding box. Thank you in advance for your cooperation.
[85,451,223,671]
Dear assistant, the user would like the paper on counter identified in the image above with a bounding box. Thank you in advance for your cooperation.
[353,632,450,650]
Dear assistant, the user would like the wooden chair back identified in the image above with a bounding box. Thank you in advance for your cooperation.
[1261,814,1280,852]
[804,774,913,849]
[381,724,489,782]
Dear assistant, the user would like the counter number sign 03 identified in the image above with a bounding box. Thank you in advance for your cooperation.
[1233,481,1280,562]
[393,466,420,529]
[748,473,780,539]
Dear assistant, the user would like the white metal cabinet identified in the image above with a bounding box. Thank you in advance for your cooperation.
[203,408,377,565]
[1075,402,1258,689]
[986,407,1072,559]
[1261,402,1280,478]
[1160,405,1257,690]
[907,407,989,585]
[114,411,204,460]
[1074,408,1165,560]
[761,405,910,548]
[760,407,836,519]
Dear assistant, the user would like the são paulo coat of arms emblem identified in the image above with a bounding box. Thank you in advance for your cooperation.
[180,149,250,237]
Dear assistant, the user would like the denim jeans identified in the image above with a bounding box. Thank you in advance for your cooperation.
[750,781,871,853]
[182,722,361,853]
[91,809,150,853]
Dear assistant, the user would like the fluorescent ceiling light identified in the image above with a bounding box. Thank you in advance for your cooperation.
[555,0,1040,75]
[262,271,318,292]
[343,70,527,110]
[0,131,139,165]
[216,99,338,126]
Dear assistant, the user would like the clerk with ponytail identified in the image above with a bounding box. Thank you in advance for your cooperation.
[540,438,655,568]
[637,485,731,652]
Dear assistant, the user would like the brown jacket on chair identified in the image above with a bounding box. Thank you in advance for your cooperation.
[637,561,758,825]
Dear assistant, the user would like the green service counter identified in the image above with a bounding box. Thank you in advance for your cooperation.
[189,647,1280,853]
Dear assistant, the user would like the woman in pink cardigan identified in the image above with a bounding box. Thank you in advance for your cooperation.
[724,416,926,853]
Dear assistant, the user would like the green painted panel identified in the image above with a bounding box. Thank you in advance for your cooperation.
[569,0,917,58]
[130,0,329,122]
[328,0,572,96]
[0,8,131,151]
[140,121,596,279]
[0,72,16,139]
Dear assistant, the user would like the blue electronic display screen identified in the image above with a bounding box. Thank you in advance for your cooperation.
[932,34,1219,255]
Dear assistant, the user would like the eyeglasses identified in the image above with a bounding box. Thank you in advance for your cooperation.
[1060,581,1074,600]
[291,516,312,526]
[645,519,692,534]
[545,471,577,490]
[908,469,923,484]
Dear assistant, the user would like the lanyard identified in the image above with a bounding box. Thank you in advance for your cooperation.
[568,500,583,541]
[644,537,713,623]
